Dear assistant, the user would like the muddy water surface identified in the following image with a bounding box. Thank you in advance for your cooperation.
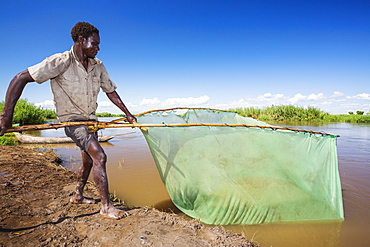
[25,121,370,246]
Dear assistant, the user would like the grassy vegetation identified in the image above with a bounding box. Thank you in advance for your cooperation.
[96,112,126,117]
[230,105,370,123]
[0,99,56,125]
[324,114,370,123]
[0,133,18,146]
[0,99,57,146]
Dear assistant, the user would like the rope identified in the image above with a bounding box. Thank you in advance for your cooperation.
[135,107,227,117]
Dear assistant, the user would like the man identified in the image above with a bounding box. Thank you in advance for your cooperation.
[0,22,137,219]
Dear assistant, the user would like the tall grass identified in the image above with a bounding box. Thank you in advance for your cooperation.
[0,99,56,125]
[325,114,370,123]
[230,105,370,123]
[0,134,18,145]
[231,105,329,121]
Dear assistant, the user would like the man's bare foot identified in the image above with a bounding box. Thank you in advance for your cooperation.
[69,196,97,204]
[100,206,129,220]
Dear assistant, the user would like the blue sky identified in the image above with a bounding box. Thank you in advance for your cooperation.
[1,0,369,114]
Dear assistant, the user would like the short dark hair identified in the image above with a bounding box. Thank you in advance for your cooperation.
[71,22,99,42]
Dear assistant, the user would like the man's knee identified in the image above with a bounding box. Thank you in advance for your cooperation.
[89,148,107,166]
[82,152,94,166]
[95,151,107,165]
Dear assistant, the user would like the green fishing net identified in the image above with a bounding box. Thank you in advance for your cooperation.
[138,108,344,225]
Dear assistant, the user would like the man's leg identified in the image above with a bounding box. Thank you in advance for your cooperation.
[87,138,127,219]
[70,151,96,204]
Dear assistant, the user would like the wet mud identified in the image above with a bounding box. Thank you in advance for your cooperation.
[0,146,258,246]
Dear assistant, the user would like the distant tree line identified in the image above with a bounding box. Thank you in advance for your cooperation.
[96,112,126,117]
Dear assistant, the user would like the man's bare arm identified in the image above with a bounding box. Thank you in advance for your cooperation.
[0,70,35,135]
[106,91,137,123]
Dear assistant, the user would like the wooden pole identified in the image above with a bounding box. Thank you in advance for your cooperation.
[5,121,336,136]
[4,107,337,136]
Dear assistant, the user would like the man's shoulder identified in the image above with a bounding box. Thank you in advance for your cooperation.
[46,50,73,63]
[28,49,73,83]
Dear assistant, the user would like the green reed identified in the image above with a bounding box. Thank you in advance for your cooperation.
[230,105,370,123]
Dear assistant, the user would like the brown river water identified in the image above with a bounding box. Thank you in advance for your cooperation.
[24,120,370,246]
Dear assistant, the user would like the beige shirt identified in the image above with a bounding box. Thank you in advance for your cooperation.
[28,47,117,122]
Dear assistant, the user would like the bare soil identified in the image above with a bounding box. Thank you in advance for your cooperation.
[0,146,259,246]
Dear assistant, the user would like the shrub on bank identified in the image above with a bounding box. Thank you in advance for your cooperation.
[0,134,18,146]
[0,99,56,125]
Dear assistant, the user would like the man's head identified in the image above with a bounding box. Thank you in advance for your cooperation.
[71,22,100,58]
[71,22,99,42]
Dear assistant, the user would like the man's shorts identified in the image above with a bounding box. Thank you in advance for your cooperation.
[64,125,97,152]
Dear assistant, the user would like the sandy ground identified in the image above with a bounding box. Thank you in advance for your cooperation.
[0,145,259,246]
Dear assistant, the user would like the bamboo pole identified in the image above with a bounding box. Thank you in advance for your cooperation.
[6,121,99,132]
[4,107,337,136]
[5,121,336,136]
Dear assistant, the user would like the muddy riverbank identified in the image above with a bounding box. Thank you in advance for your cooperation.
[0,145,258,246]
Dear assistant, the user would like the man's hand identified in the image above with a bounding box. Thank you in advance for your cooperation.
[0,115,12,136]
[126,114,137,124]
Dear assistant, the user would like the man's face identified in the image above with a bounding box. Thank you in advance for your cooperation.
[80,32,100,58]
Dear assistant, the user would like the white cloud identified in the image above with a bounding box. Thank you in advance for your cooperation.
[257,93,284,101]
[139,95,210,109]
[224,93,289,110]
[139,97,161,105]
[349,93,370,100]
[163,95,210,106]
[262,93,273,98]
[96,95,211,114]
[35,100,54,109]
[36,92,370,115]
[307,93,325,101]
[222,91,370,114]
[288,93,307,104]
[332,91,345,98]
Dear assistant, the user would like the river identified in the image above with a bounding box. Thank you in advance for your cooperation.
[23,120,370,246]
